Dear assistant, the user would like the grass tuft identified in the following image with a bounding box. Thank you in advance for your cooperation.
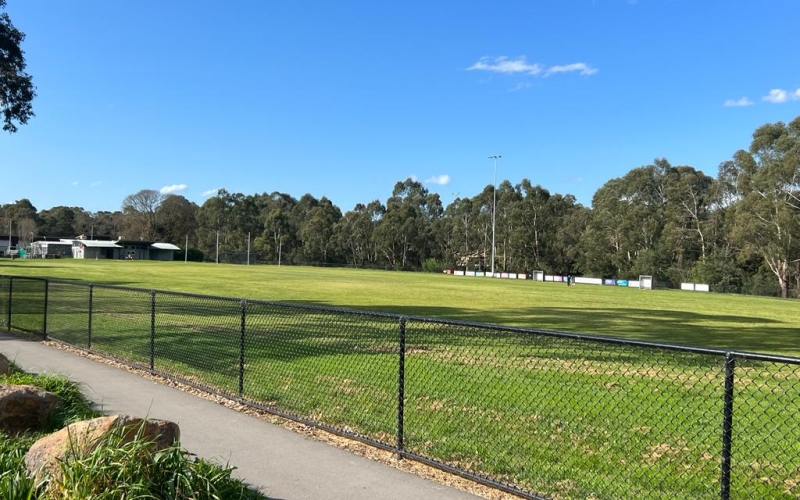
[0,368,268,500]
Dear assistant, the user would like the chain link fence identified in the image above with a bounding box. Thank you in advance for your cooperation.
[1,275,798,500]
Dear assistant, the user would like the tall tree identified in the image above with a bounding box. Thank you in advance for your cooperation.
[299,197,341,263]
[722,117,800,298]
[37,206,78,237]
[511,180,551,272]
[0,0,35,133]
[121,189,163,240]
[156,195,198,244]
[195,195,228,261]
[334,201,384,267]
[374,178,441,268]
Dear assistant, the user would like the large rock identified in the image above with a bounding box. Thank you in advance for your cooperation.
[25,414,180,482]
[0,384,63,433]
[0,353,10,375]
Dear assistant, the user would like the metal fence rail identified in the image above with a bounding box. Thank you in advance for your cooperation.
[1,275,798,500]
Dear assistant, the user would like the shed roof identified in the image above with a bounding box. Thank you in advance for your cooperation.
[33,241,72,247]
[151,243,181,251]
[80,240,122,248]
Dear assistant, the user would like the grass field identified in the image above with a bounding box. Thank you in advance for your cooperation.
[2,259,799,499]
[1,258,798,356]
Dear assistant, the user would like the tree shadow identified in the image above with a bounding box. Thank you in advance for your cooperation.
[311,304,799,357]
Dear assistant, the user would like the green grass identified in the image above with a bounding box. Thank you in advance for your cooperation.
[2,259,800,499]
[2,258,799,356]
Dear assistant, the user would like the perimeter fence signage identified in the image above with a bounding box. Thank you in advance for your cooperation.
[1,275,798,500]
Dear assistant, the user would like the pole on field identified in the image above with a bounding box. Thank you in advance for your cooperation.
[185,235,188,263]
[216,230,219,264]
[247,232,251,266]
[489,155,501,277]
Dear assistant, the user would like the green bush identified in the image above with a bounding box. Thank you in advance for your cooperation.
[48,429,264,500]
[421,258,445,273]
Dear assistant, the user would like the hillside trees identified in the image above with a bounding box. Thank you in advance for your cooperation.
[0,0,35,133]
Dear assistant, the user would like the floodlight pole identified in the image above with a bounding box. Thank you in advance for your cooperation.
[247,232,251,266]
[216,230,219,264]
[185,234,188,263]
[489,155,501,277]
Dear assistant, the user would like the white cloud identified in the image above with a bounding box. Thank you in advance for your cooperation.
[160,184,187,195]
[90,181,102,186]
[71,181,78,186]
[544,63,598,77]
[723,97,754,107]
[425,174,451,186]
[795,88,800,99]
[763,88,790,103]
[468,56,542,75]
[202,187,221,197]
[468,57,597,78]
[509,82,532,92]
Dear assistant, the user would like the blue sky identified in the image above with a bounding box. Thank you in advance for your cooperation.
[2,0,800,213]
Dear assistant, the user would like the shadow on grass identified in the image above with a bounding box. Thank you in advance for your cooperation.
[311,304,800,357]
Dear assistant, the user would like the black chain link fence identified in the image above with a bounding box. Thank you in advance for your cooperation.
[1,275,798,500]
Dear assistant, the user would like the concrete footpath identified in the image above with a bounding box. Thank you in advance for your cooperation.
[0,332,479,500]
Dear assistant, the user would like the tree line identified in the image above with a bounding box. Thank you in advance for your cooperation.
[2,116,799,298]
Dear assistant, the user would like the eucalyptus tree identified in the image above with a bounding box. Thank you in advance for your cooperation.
[195,194,228,260]
[374,178,442,268]
[440,196,475,268]
[510,180,552,272]
[552,201,591,275]
[299,196,342,263]
[664,166,715,261]
[334,200,384,267]
[722,117,800,298]
[582,160,674,280]
[494,180,521,271]
[254,191,298,263]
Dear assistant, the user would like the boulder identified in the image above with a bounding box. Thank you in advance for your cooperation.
[25,414,180,481]
[0,353,10,375]
[0,384,63,433]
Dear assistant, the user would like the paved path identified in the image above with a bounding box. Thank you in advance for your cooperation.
[0,332,479,500]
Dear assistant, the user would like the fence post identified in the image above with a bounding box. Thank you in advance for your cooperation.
[396,316,406,459]
[720,352,735,500]
[42,280,49,340]
[87,285,93,349]
[6,277,12,329]
[239,299,246,397]
[150,290,156,371]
